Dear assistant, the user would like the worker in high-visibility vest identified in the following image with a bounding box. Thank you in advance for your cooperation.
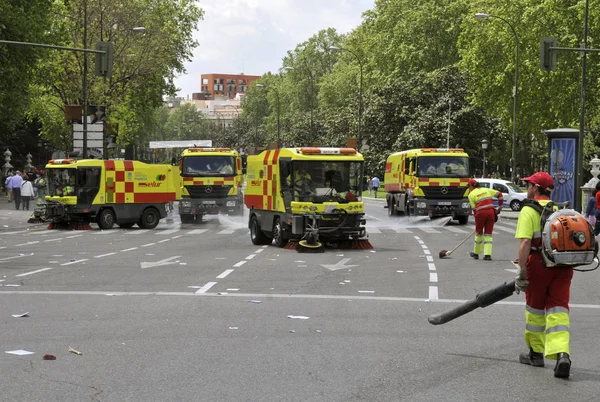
[467,178,503,260]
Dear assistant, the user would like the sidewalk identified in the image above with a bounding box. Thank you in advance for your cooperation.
[0,194,40,229]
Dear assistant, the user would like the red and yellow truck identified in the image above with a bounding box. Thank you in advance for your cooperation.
[177,147,244,223]
[244,147,371,251]
[37,159,180,229]
[384,148,471,224]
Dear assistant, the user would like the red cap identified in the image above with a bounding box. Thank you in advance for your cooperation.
[467,179,478,187]
[522,172,554,191]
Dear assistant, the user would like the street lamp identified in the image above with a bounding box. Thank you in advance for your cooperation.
[475,12,519,183]
[256,83,281,149]
[329,46,363,150]
[481,139,489,178]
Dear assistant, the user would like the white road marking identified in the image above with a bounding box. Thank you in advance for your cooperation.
[156,228,179,235]
[195,282,217,294]
[157,239,171,243]
[218,228,236,234]
[428,263,436,271]
[445,227,469,233]
[245,254,256,260]
[66,234,84,239]
[61,259,89,266]
[217,269,234,279]
[420,227,441,234]
[14,241,40,246]
[121,247,138,252]
[430,273,438,282]
[187,229,209,235]
[393,228,413,233]
[44,238,63,242]
[127,229,150,235]
[95,252,117,258]
[15,267,52,277]
[233,261,247,267]
[429,286,439,300]
[0,254,29,262]
[255,248,264,253]
[141,243,156,247]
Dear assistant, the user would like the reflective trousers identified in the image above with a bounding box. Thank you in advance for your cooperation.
[472,208,495,256]
[524,252,573,360]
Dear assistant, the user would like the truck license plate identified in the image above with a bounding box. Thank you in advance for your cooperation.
[438,202,451,206]
[202,200,216,204]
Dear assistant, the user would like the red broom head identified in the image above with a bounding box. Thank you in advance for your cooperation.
[439,250,448,259]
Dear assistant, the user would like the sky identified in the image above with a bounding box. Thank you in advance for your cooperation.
[173,0,375,98]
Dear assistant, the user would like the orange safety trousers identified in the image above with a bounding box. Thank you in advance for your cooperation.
[524,252,573,360]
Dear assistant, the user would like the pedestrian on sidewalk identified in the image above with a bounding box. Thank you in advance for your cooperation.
[372,176,380,198]
[4,171,14,202]
[20,176,34,211]
[11,170,23,210]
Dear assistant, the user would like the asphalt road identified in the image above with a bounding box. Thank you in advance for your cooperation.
[1,199,599,401]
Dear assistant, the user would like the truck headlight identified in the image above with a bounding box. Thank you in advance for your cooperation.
[462,202,470,209]
[181,201,192,208]
[416,202,427,209]
[226,201,236,207]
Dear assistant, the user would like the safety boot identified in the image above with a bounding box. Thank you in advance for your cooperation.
[469,252,479,260]
[554,353,571,378]
[483,255,492,261]
[519,349,544,367]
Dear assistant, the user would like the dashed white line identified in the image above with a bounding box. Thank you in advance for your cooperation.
[66,234,84,239]
[95,252,116,258]
[44,238,63,242]
[121,247,138,252]
[187,229,209,235]
[14,241,40,246]
[245,254,256,260]
[15,267,52,277]
[428,263,436,271]
[217,269,234,279]
[429,286,439,300]
[61,259,89,266]
[233,261,247,267]
[141,243,156,247]
[157,239,171,243]
[195,281,217,294]
[430,273,438,282]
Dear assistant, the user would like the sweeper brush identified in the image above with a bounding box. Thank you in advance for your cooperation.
[438,230,475,258]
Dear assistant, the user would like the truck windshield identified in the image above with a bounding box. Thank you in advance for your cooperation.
[416,156,469,178]
[182,156,236,177]
[47,168,76,196]
[289,160,363,203]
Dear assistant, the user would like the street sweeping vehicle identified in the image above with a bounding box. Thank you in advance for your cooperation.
[244,147,371,252]
[384,148,471,224]
[178,147,244,223]
[31,159,180,230]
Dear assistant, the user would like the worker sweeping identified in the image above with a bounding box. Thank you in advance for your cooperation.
[515,172,572,378]
[467,178,503,260]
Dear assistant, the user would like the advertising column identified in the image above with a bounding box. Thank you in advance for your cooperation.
[544,128,579,209]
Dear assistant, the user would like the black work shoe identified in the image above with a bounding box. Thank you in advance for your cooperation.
[483,255,492,261]
[469,252,479,260]
[554,353,571,378]
[519,349,544,367]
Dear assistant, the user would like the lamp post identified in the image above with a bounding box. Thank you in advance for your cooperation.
[481,139,489,178]
[329,46,363,150]
[256,83,280,149]
[475,13,519,183]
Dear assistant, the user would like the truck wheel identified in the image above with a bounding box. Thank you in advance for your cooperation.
[388,199,396,216]
[118,223,135,229]
[180,214,195,224]
[139,207,160,229]
[250,215,271,245]
[457,215,469,225]
[405,201,411,216]
[273,218,287,248]
[195,214,204,224]
[97,209,115,230]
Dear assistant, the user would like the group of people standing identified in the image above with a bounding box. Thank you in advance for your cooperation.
[4,170,46,211]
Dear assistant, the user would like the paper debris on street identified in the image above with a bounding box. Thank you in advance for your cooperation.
[287,315,309,319]
[68,347,82,355]
[11,312,29,318]
[5,350,34,356]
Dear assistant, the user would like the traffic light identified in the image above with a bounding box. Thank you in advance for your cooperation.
[95,41,114,77]
[540,37,557,71]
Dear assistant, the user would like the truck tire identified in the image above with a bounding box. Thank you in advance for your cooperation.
[97,209,115,230]
[195,214,204,224]
[180,214,195,224]
[457,215,469,225]
[138,207,160,229]
[250,215,272,245]
[388,199,396,216]
[273,217,287,248]
[404,201,412,216]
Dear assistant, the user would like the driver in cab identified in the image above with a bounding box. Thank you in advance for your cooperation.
[287,165,313,200]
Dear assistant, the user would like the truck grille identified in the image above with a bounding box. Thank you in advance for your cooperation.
[185,185,233,199]
[421,186,466,199]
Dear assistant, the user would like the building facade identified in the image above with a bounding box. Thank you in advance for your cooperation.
[200,73,261,99]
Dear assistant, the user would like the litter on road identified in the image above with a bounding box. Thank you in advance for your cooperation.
[11,312,29,318]
[287,315,310,319]
[5,350,34,356]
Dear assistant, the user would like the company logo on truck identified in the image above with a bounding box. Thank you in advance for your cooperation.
[139,181,163,188]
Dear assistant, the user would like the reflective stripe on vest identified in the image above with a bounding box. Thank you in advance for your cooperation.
[475,196,495,211]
